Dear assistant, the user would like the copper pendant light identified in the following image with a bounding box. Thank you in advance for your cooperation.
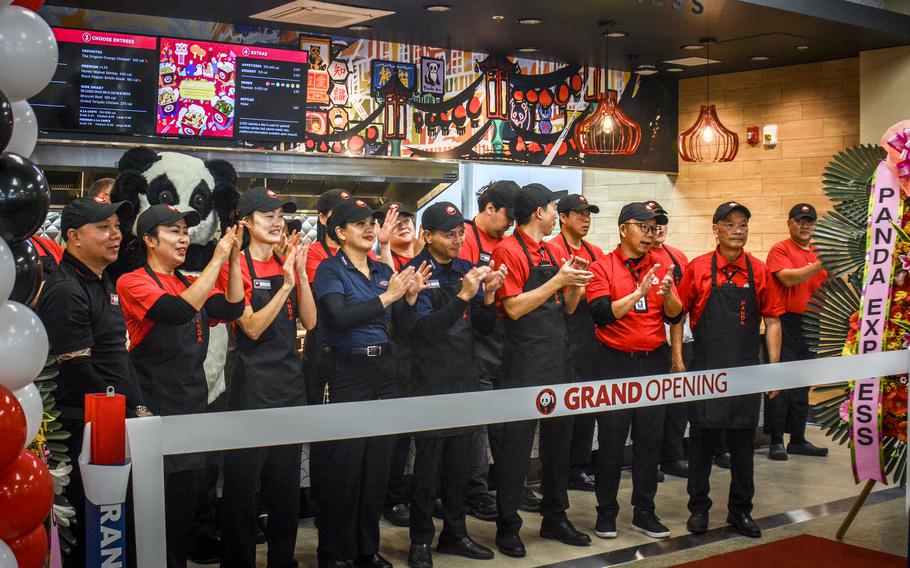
[677,37,739,162]
[575,27,641,156]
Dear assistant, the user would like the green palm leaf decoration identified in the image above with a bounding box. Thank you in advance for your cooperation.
[803,276,861,358]
[822,144,885,224]
[813,211,867,279]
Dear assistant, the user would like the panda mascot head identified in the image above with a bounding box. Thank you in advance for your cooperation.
[109,146,239,279]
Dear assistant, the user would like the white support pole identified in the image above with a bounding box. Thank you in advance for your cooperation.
[127,417,166,568]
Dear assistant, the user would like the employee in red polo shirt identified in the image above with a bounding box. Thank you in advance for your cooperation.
[458,180,523,520]
[587,202,681,541]
[490,183,593,557]
[643,200,693,480]
[677,201,783,539]
[547,193,603,492]
[764,203,829,460]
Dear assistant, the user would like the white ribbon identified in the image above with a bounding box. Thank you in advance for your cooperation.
[129,350,910,567]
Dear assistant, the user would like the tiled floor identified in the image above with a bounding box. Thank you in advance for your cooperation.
[213,427,906,567]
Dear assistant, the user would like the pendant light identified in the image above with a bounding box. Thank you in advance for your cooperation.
[677,37,738,162]
[575,26,641,156]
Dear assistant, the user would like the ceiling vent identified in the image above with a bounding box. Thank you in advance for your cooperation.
[250,0,394,28]
[663,57,721,67]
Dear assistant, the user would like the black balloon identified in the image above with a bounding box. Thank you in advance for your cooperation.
[0,152,50,243]
[0,90,11,151]
[9,238,42,306]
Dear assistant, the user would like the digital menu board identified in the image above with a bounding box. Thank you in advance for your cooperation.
[157,38,308,141]
[30,28,158,135]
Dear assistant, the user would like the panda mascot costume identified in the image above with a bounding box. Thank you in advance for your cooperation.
[110,146,240,400]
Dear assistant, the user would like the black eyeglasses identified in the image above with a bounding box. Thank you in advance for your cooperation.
[626,222,659,234]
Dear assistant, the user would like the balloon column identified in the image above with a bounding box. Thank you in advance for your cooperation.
[0,2,58,568]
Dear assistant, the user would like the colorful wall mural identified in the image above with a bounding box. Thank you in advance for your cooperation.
[41,6,679,173]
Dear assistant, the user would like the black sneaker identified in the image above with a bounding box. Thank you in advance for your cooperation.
[519,486,541,512]
[632,510,671,539]
[768,443,788,461]
[594,514,617,538]
[383,503,410,527]
[787,441,828,457]
[466,493,497,521]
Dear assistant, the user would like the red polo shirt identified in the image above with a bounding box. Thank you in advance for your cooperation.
[587,247,673,352]
[390,251,412,271]
[31,235,63,263]
[678,249,784,330]
[650,243,689,285]
[492,227,561,308]
[117,268,220,350]
[459,220,502,266]
[546,233,603,267]
[766,238,828,314]
[218,252,300,307]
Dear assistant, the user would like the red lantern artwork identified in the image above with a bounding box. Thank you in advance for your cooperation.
[466,96,482,128]
[575,90,641,155]
[452,105,467,135]
[378,73,410,140]
[477,54,517,120]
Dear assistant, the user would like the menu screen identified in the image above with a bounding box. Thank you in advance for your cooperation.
[30,28,158,135]
[157,38,308,140]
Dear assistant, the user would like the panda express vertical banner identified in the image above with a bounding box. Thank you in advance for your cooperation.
[852,161,903,484]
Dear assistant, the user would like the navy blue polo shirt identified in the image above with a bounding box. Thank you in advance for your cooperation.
[313,250,394,347]
[408,249,482,320]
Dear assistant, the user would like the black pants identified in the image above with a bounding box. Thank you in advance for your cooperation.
[166,468,203,568]
[661,341,694,465]
[687,426,754,515]
[569,414,595,476]
[466,377,493,496]
[489,415,573,536]
[220,443,303,568]
[386,435,412,506]
[312,352,397,561]
[410,432,472,545]
[593,344,669,517]
[764,313,811,443]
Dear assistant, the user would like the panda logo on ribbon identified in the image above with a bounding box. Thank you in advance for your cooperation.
[536,388,557,416]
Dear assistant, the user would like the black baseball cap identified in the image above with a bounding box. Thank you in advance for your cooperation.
[379,201,415,220]
[712,201,752,224]
[788,203,817,221]
[136,204,201,237]
[60,195,133,239]
[515,183,569,219]
[642,200,668,224]
[315,188,353,213]
[326,199,384,236]
[238,186,296,217]
[558,193,600,214]
[477,180,520,214]
[422,201,465,232]
[618,202,669,225]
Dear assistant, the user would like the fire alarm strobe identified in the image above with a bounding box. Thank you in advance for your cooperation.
[746,126,760,145]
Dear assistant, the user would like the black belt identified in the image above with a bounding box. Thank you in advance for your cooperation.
[323,345,388,357]
[604,344,667,358]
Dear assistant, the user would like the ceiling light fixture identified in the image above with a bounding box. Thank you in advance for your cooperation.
[797,45,809,50]
[516,17,544,24]
[424,4,453,12]
[750,55,771,61]
[678,37,739,163]
[516,47,540,53]
[666,67,684,73]
[604,31,628,38]
[635,64,658,76]
[346,24,372,31]
[682,44,704,50]
[491,15,505,21]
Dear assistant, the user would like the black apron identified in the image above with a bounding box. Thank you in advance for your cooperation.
[412,272,478,436]
[469,222,504,383]
[304,241,334,403]
[130,266,209,472]
[690,253,762,429]
[561,234,597,379]
[501,235,570,388]
[231,250,306,410]
[663,246,684,286]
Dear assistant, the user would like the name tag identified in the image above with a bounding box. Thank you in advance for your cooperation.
[253,279,271,290]
[379,280,389,289]
[634,296,648,314]
[427,279,441,289]
[479,252,491,265]
[109,293,119,306]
